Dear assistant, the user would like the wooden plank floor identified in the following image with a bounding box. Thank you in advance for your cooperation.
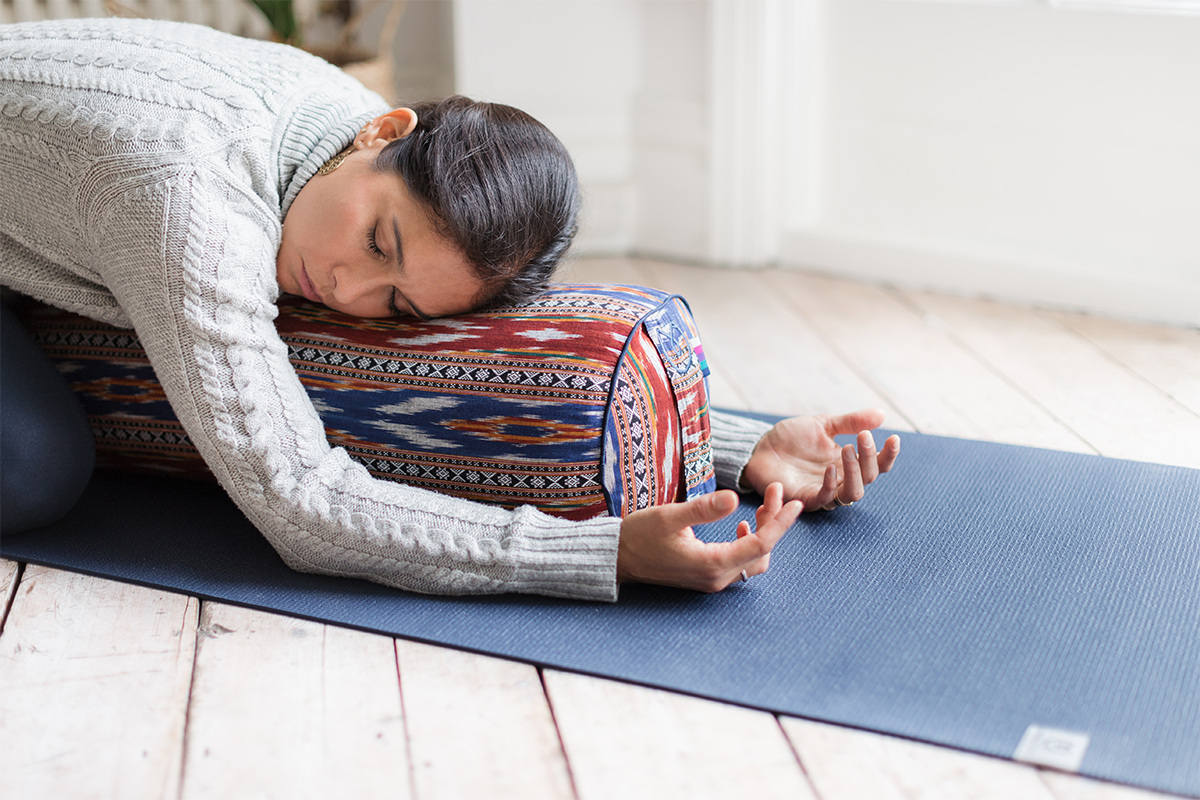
[2,257,1196,800]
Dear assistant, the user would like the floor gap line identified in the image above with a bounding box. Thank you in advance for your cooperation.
[538,668,582,800]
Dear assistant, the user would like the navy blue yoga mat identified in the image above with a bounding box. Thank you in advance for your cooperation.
[3,425,1198,797]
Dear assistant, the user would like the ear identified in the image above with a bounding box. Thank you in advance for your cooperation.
[357,108,418,148]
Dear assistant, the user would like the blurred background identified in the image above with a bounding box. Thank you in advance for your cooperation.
[3,0,1197,326]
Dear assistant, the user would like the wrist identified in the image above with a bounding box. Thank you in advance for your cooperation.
[710,415,771,491]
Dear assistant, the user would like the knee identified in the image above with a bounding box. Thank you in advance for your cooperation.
[1,305,96,533]
[1,407,96,534]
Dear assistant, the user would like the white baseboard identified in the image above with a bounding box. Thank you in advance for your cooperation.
[780,228,1200,328]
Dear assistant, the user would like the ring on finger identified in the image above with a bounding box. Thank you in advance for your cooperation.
[833,493,854,508]
[741,570,749,582]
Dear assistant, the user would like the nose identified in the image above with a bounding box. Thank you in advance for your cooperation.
[328,260,390,308]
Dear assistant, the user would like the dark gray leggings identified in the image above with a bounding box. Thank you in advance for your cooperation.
[1,302,95,533]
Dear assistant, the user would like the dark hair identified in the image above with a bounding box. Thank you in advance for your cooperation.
[372,96,581,309]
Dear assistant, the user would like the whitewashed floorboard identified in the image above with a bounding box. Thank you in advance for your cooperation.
[765,271,1093,453]
[0,558,19,629]
[0,565,196,800]
[1051,311,1200,420]
[1040,770,1188,800]
[544,669,816,800]
[561,257,748,410]
[559,256,648,286]
[637,260,911,424]
[903,291,1200,468]
[396,639,573,800]
[781,717,1058,800]
[180,602,410,800]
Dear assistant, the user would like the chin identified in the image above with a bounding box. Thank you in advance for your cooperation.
[275,266,295,297]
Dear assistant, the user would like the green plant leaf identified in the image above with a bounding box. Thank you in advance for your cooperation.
[249,0,300,45]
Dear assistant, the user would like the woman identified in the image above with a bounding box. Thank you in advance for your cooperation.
[0,17,899,600]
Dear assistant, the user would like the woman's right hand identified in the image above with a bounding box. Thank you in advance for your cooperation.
[617,484,801,592]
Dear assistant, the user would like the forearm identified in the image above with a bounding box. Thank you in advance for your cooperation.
[168,294,622,601]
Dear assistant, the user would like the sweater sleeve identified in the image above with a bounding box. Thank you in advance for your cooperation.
[105,170,622,602]
[708,409,772,492]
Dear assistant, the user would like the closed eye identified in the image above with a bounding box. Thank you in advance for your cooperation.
[368,226,403,316]
[367,226,385,257]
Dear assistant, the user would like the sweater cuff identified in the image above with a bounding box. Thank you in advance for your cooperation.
[507,507,622,602]
[709,410,773,493]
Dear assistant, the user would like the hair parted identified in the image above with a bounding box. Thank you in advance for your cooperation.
[372,96,581,309]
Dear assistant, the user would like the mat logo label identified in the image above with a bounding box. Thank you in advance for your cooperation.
[1013,725,1090,772]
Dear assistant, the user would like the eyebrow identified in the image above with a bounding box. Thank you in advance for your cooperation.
[392,216,431,321]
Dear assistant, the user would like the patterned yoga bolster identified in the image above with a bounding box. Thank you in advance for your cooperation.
[18,284,717,520]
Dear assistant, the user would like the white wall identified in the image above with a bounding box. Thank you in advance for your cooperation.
[631,0,711,262]
[391,0,456,102]
[453,0,1199,325]
[786,1,1200,325]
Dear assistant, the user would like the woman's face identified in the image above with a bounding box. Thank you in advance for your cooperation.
[276,110,484,320]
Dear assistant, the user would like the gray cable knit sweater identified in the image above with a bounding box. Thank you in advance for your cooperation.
[0,18,769,601]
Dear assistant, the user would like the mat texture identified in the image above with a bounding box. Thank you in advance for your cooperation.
[3,422,1198,797]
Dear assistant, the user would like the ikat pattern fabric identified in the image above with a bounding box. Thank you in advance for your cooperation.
[19,284,716,519]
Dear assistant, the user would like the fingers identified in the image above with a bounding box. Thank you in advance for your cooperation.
[656,489,740,531]
[723,489,786,561]
[719,485,801,585]
[837,431,900,503]
[840,443,865,503]
[737,482,784,540]
[754,481,782,524]
[858,430,880,485]
[754,490,802,544]
[618,484,801,593]
[811,463,838,510]
[845,430,901,494]
[811,431,891,511]
[825,408,886,437]
[877,434,901,474]
[715,484,799,580]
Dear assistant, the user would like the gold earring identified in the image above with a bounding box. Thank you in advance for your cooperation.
[318,145,354,176]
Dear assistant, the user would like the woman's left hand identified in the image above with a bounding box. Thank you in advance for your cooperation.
[741,409,901,511]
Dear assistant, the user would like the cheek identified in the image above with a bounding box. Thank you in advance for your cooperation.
[293,182,357,242]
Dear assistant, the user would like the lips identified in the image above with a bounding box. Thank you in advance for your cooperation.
[298,262,323,304]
